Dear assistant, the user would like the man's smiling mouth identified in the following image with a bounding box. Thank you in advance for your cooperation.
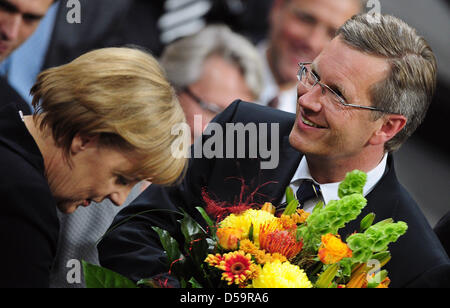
[301,115,327,129]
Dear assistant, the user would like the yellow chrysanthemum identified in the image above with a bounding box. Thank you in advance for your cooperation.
[219,209,282,246]
[251,260,313,288]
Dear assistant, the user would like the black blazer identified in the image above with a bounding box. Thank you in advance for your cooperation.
[0,77,31,115]
[0,103,59,287]
[43,0,164,70]
[98,100,450,288]
[435,212,450,257]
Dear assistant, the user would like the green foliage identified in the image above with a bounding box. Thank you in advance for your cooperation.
[298,194,367,252]
[285,186,295,205]
[360,213,376,232]
[82,261,137,288]
[338,170,367,199]
[283,199,299,216]
[152,226,182,265]
[346,220,407,264]
[315,263,340,288]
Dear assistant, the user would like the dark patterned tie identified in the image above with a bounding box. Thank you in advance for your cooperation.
[296,180,321,209]
[276,180,322,215]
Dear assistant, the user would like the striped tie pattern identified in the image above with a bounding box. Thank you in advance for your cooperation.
[296,180,321,209]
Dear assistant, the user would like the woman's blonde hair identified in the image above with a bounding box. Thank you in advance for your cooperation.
[31,47,188,185]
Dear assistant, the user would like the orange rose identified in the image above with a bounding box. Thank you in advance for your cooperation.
[318,234,352,264]
[216,227,243,250]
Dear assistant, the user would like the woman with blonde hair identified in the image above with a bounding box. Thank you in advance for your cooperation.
[0,47,188,287]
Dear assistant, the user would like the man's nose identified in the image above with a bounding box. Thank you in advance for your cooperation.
[297,83,324,113]
[2,14,22,41]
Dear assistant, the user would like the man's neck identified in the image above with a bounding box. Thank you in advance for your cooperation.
[305,149,386,184]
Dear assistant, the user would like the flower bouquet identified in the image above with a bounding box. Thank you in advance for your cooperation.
[84,170,407,288]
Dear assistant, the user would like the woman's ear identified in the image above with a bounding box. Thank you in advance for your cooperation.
[369,114,407,146]
[70,134,99,154]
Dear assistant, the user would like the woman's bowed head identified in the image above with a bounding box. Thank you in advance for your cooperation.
[25,47,189,214]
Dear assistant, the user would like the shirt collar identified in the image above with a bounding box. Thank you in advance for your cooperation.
[291,154,388,204]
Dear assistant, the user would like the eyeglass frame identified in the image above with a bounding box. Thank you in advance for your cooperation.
[182,87,225,114]
[297,62,399,114]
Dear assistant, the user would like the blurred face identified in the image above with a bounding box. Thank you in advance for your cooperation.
[268,0,360,86]
[0,0,52,62]
[52,136,141,214]
[289,37,390,161]
[180,54,255,141]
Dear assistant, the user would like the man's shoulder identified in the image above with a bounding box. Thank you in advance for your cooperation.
[0,77,32,115]
[213,100,296,133]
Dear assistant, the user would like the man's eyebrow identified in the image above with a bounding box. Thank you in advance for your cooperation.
[23,12,45,21]
[311,62,349,98]
[0,0,46,20]
[0,0,19,13]
[291,7,317,24]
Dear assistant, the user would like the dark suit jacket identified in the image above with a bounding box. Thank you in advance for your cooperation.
[43,0,164,70]
[98,100,450,288]
[0,103,59,287]
[435,212,450,257]
[0,77,31,115]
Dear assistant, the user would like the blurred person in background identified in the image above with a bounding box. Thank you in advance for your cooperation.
[259,0,362,112]
[0,0,54,113]
[161,24,264,143]
[0,47,188,287]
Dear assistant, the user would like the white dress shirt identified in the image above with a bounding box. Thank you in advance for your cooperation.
[282,154,388,213]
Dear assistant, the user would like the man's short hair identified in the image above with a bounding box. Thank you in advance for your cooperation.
[337,13,437,152]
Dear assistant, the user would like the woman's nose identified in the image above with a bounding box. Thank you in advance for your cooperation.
[108,186,132,207]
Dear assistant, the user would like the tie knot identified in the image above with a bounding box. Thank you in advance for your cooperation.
[296,180,321,207]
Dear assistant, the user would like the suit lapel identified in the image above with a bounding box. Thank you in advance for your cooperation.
[258,135,302,206]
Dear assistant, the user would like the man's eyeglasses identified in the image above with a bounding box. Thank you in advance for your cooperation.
[182,87,224,114]
[297,62,396,114]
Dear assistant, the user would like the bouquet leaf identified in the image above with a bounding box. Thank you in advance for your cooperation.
[82,260,137,288]
[188,277,203,288]
[283,199,299,216]
[360,213,376,232]
[285,186,295,205]
[152,226,182,265]
[196,206,215,228]
[315,263,339,288]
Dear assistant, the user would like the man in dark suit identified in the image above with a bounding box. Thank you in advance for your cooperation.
[0,0,54,114]
[98,14,450,288]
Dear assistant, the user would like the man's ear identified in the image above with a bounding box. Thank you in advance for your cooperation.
[70,134,99,155]
[369,114,407,146]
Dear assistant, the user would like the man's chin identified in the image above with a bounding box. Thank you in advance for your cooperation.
[289,126,305,153]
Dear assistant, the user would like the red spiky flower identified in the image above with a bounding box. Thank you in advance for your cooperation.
[202,177,277,222]
[259,223,303,259]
